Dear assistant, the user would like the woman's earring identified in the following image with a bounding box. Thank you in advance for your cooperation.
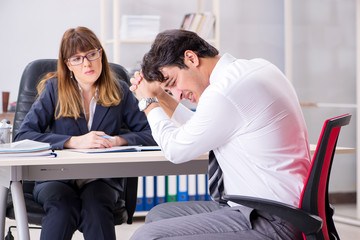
[70,70,73,79]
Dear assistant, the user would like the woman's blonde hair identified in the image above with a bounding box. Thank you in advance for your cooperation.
[37,26,122,120]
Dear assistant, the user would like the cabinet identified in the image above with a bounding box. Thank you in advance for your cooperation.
[100,0,220,65]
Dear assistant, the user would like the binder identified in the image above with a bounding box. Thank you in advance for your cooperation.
[197,174,207,201]
[189,13,203,32]
[177,175,188,201]
[166,175,177,202]
[205,174,210,201]
[136,176,144,211]
[155,176,166,205]
[144,176,155,210]
[188,174,197,201]
[180,13,195,30]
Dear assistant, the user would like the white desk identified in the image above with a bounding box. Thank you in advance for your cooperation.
[0,150,209,240]
[0,145,355,240]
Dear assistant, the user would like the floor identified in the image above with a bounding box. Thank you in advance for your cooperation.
[4,204,360,240]
[332,203,360,240]
[4,216,145,240]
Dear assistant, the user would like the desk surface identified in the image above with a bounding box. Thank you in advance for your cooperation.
[0,143,354,240]
[0,150,209,181]
[0,144,355,167]
[0,143,355,240]
[321,146,355,154]
[0,150,207,166]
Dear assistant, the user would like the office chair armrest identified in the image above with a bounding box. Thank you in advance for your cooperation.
[223,195,323,235]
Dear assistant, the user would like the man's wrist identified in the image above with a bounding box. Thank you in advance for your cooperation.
[138,97,159,111]
[144,102,160,115]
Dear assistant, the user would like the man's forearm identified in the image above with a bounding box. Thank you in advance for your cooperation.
[157,90,179,118]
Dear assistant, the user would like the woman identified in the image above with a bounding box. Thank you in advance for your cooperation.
[14,26,156,240]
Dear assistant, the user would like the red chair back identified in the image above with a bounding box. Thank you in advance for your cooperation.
[299,114,351,240]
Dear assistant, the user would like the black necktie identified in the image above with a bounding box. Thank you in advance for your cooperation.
[208,150,224,203]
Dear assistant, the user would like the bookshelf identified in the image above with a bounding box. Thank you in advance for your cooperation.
[100,0,220,65]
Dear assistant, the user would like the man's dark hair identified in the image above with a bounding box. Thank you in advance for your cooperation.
[141,29,219,82]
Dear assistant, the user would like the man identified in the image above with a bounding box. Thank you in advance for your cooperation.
[129,29,310,239]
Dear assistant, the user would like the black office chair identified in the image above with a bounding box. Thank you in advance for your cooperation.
[5,59,138,237]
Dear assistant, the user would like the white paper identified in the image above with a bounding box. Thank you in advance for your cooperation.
[69,146,160,154]
[0,150,55,158]
[0,139,51,153]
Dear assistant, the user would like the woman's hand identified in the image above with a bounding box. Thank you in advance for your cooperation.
[64,131,128,149]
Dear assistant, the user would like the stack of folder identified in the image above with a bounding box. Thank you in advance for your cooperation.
[0,139,55,157]
[136,174,210,212]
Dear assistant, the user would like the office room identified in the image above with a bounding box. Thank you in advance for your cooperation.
[0,0,359,239]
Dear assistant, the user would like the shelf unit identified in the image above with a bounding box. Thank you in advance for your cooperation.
[100,0,220,65]
[196,0,220,49]
[284,0,359,223]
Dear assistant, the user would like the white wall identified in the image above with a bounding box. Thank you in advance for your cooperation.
[292,0,357,193]
[0,0,101,104]
[0,0,285,103]
[0,0,356,193]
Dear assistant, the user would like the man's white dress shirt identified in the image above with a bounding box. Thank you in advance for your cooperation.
[147,53,311,207]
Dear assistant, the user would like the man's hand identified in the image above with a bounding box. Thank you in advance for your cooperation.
[129,71,163,100]
[130,71,179,117]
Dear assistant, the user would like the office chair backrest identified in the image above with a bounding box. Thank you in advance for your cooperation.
[9,59,137,225]
[12,59,57,139]
[299,114,351,240]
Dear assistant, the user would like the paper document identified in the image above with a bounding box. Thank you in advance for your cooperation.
[0,150,56,158]
[0,139,55,158]
[138,146,161,151]
[0,139,51,153]
[70,145,161,154]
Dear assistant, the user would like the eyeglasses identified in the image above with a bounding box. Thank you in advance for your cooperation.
[68,49,102,66]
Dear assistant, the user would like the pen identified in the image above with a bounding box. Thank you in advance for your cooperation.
[100,135,115,140]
